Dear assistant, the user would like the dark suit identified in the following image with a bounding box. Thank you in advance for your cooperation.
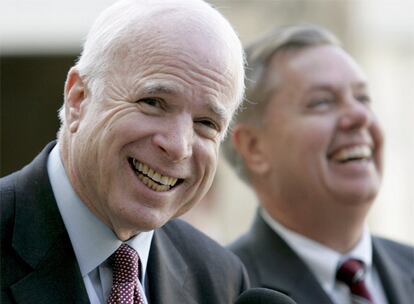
[229,212,414,304]
[1,142,249,304]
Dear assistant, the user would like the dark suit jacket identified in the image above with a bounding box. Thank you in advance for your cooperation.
[229,211,414,304]
[1,142,249,304]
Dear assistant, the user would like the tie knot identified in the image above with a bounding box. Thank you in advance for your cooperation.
[112,244,139,284]
[336,258,374,303]
[337,258,366,286]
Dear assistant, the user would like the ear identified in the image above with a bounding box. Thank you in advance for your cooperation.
[232,124,270,176]
[64,67,87,133]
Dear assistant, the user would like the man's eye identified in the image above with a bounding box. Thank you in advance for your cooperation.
[138,98,162,108]
[199,119,218,130]
[355,94,371,105]
[195,119,221,139]
[136,98,165,115]
[309,99,332,108]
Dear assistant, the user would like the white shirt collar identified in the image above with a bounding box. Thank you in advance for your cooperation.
[260,208,372,294]
[47,145,154,279]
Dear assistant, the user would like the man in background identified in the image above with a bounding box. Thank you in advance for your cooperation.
[1,0,249,303]
[224,25,413,304]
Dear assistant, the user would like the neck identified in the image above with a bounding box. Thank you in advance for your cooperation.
[258,191,371,253]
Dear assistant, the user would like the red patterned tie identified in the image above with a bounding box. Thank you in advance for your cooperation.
[108,244,145,304]
[336,258,374,304]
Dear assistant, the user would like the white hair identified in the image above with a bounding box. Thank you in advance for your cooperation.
[58,0,245,128]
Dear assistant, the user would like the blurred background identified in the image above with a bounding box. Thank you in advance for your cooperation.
[1,0,413,246]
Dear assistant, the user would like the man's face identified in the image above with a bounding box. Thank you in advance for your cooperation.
[257,45,383,209]
[65,34,238,239]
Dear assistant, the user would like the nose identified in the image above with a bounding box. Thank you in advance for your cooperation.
[152,117,193,162]
[338,99,373,131]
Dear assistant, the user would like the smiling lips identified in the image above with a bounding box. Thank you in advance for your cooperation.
[129,158,179,192]
[330,144,373,163]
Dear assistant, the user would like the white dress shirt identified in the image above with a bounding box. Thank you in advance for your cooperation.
[47,145,153,304]
[261,208,389,304]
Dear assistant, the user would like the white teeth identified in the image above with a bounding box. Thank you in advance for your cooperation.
[130,158,179,190]
[148,168,154,177]
[160,176,169,185]
[153,172,161,183]
[332,145,372,162]
[142,164,149,174]
[170,177,178,186]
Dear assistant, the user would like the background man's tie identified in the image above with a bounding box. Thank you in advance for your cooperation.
[108,244,145,304]
[336,258,374,304]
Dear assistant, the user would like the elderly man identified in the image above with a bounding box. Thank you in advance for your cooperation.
[224,25,413,304]
[1,0,248,303]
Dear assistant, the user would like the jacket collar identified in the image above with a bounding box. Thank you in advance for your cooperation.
[147,225,197,304]
[372,237,414,304]
[247,212,335,304]
[10,141,89,303]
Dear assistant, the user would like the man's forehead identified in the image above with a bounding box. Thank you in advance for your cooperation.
[299,82,369,97]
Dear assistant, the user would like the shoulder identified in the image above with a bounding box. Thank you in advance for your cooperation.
[373,235,414,266]
[228,229,256,253]
[227,230,259,268]
[227,214,275,264]
[1,171,19,241]
[0,170,18,202]
[161,219,245,268]
[157,219,249,294]
[227,231,263,287]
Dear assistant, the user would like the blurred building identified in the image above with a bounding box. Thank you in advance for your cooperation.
[1,0,413,245]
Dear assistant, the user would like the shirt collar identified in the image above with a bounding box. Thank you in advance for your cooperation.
[47,145,154,278]
[260,208,372,293]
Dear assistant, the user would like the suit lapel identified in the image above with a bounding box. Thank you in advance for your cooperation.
[147,227,197,304]
[249,214,334,304]
[373,238,414,304]
[9,142,89,303]
[10,237,89,303]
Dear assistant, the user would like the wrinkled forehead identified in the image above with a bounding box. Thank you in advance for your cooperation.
[118,9,238,72]
[109,10,242,104]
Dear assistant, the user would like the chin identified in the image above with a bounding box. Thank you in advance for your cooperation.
[337,188,378,206]
[133,216,165,231]
[112,210,161,234]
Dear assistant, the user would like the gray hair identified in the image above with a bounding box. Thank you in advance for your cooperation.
[58,0,245,136]
[222,24,340,183]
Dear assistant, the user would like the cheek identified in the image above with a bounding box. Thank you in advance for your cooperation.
[204,148,219,177]
[371,119,384,151]
[298,119,334,151]
[371,120,384,172]
[195,142,219,184]
[273,120,330,155]
[272,120,333,178]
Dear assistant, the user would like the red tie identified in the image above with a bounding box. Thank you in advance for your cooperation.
[108,244,145,304]
[336,258,374,304]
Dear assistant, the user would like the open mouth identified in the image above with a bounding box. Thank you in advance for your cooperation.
[330,145,373,164]
[128,157,183,192]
